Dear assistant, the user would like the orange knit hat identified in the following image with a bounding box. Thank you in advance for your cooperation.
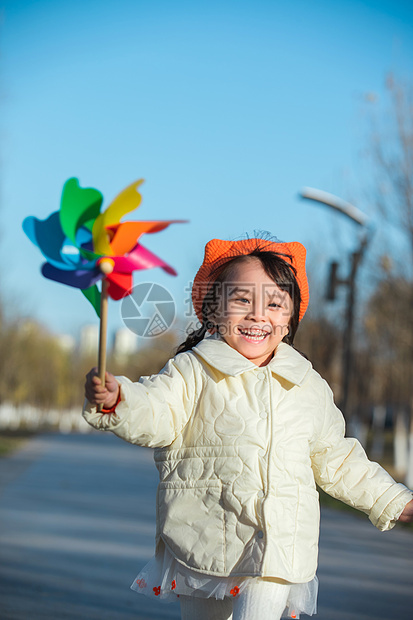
[192,237,309,323]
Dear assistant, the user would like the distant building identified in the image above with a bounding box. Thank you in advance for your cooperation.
[56,334,76,352]
[79,325,99,356]
[113,328,138,358]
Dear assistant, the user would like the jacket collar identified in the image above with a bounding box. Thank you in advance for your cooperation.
[192,335,311,386]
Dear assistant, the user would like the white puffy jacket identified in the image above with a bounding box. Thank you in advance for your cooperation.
[83,336,412,583]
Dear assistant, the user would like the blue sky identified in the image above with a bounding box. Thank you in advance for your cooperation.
[1,0,412,343]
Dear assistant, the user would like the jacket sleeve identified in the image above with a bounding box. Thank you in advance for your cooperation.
[82,352,198,448]
[310,380,413,531]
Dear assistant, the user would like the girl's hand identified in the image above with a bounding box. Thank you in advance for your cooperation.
[398,498,413,523]
[84,367,120,409]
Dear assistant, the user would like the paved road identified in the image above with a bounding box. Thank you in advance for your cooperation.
[0,432,412,620]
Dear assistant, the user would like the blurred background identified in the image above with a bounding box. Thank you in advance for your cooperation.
[0,0,413,487]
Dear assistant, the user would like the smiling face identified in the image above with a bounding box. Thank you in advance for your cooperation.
[213,257,294,366]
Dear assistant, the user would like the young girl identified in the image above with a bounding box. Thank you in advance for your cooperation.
[84,236,413,620]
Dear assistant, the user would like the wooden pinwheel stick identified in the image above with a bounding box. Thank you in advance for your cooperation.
[97,259,115,412]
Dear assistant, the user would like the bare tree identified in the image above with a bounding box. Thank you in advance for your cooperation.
[368,74,413,269]
[362,74,413,480]
[363,274,413,407]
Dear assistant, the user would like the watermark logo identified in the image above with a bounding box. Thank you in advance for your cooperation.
[184,281,295,318]
[121,283,175,337]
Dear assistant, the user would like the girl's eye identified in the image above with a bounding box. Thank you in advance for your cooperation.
[228,296,250,305]
[268,302,281,308]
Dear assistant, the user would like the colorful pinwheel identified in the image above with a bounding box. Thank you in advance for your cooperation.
[23,177,186,407]
[23,177,184,316]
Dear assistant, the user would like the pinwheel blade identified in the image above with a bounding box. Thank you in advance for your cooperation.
[108,219,188,255]
[82,285,101,317]
[42,263,102,290]
[23,212,69,269]
[92,179,144,256]
[112,243,177,276]
[59,178,103,246]
[106,272,133,300]
[102,178,144,224]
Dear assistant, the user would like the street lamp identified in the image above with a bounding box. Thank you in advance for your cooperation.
[299,187,374,419]
[301,187,370,227]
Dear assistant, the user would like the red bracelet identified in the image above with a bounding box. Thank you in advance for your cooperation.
[100,392,121,414]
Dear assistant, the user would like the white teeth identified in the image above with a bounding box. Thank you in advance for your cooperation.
[239,328,269,341]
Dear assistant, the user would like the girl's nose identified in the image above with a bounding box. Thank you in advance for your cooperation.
[246,298,266,321]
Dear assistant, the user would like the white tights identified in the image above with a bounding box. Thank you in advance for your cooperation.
[180,579,291,620]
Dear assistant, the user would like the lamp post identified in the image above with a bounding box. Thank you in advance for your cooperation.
[300,187,373,419]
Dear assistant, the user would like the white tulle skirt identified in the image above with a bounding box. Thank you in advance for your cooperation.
[130,545,318,619]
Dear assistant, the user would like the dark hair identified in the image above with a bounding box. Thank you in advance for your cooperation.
[177,250,301,354]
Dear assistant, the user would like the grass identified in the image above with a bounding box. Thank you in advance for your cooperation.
[0,430,34,458]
